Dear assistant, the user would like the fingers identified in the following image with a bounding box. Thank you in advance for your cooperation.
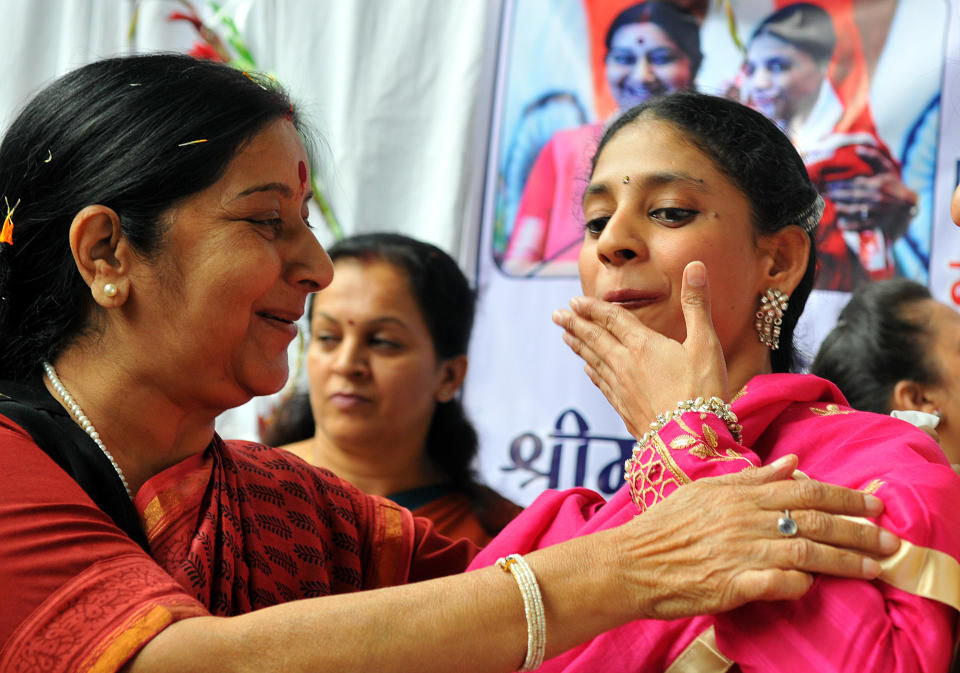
[552,306,621,378]
[783,509,899,557]
[771,536,883,580]
[679,261,712,348]
[854,143,896,173]
[755,477,884,518]
[557,295,643,346]
[723,453,798,484]
[733,569,814,602]
[678,262,728,393]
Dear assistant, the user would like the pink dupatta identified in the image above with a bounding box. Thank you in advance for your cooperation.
[470,374,960,672]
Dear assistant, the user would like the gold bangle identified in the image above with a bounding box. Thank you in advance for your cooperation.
[496,553,546,671]
[625,397,742,479]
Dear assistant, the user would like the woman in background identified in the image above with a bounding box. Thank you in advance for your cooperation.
[269,233,520,545]
[738,2,917,290]
[502,0,701,276]
[811,277,960,470]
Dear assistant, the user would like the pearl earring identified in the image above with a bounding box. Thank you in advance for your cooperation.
[103,283,118,298]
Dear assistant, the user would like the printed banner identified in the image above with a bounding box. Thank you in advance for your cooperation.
[466,0,957,505]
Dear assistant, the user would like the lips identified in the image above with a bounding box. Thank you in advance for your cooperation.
[257,309,301,337]
[329,392,373,411]
[603,289,665,310]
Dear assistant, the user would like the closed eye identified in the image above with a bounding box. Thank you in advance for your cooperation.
[249,217,284,236]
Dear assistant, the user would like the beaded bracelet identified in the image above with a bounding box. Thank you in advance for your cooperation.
[496,553,546,671]
[636,396,742,449]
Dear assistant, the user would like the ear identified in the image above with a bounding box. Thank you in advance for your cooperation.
[68,205,132,306]
[755,225,810,296]
[891,379,941,415]
[435,354,468,403]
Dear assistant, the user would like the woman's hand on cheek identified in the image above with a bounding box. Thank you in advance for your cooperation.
[551,261,729,441]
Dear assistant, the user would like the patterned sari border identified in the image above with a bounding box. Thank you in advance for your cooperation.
[84,601,201,673]
[370,497,411,588]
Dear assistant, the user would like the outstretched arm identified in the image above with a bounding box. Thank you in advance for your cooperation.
[127,456,895,673]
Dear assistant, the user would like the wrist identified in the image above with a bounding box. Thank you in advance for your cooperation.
[633,397,741,451]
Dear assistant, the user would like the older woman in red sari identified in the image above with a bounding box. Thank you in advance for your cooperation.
[0,55,896,673]
[472,92,960,671]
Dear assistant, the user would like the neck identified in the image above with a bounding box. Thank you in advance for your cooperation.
[299,431,440,497]
[725,339,776,400]
[44,348,222,497]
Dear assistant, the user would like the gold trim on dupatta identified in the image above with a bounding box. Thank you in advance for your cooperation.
[835,513,960,612]
[664,626,734,673]
[791,471,960,611]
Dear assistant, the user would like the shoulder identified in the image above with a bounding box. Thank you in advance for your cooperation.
[221,438,377,517]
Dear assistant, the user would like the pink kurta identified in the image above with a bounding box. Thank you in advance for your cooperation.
[470,374,960,672]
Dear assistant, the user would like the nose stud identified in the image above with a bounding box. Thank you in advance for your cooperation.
[621,176,630,184]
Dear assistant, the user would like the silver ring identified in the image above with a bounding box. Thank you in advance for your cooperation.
[777,509,799,537]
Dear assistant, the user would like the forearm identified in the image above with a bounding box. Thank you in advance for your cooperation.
[126,529,632,673]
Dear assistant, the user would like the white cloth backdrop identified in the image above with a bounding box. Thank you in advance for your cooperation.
[0,0,501,438]
[2,0,960,506]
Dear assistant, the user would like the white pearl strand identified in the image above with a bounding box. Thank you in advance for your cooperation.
[42,360,132,498]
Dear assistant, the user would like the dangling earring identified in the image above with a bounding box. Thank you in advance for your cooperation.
[103,283,118,298]
[755,288,789,350]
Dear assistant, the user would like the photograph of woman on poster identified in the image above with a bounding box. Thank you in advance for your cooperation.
[501,0,702,277]
[737,2,918,291]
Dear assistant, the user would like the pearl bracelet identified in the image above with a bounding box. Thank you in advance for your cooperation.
[635,396,742,450]
[496,553,546,671]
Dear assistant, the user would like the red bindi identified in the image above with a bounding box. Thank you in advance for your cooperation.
[298,160,307,189]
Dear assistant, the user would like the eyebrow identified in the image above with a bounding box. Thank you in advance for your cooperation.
[229,182,294,202]
[315,312,409,330]
[584,171,711,199]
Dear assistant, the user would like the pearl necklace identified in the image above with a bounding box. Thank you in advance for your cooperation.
[42,360,132,498]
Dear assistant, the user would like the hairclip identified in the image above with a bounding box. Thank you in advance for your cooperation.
[795,194,825,233]
[43,149,52,163]
[242,70,275,91]
[178,139,208,147]
[1,197,21,246]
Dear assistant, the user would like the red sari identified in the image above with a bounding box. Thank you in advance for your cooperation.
[0,419,475,672]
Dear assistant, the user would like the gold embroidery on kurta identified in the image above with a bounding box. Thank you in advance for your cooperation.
[670,416,751,465]
[863,478,886,495]
[627,434,691,513]
[810,403,855,416]
[669,435,698,450]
